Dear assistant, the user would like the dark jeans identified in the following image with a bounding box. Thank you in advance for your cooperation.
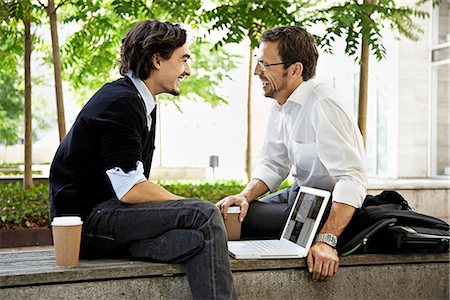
[81,198,237,300]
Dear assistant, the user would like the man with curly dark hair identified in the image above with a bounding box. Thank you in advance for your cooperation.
[50,20,236,300]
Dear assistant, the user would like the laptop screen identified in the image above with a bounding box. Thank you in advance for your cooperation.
[282,192,324,248]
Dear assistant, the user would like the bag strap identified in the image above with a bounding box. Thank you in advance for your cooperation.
[338,217,397,256]
[366,207,450,230]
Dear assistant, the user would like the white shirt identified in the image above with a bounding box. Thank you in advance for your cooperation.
[253,80,367,208]
[105,72,157,200]
[126,71,156,131]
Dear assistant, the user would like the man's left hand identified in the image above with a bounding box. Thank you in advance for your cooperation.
[306,242,339,282]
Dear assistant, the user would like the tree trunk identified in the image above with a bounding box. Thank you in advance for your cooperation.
[23,5,33,190]
[358,38,369,146]
[48,0,66,141]
[358,0,376,147]
[245,46,253,182]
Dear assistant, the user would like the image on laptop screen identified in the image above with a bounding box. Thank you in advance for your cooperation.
[282,192,324,247]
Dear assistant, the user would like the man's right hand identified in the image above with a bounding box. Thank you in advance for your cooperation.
[216,179,269,223]
[215,194,250,223]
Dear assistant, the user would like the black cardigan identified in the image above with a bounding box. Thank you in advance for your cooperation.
[49,77,156,219]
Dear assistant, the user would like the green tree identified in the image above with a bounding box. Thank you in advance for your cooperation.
[0,0,45,189]
[1,0,238,187]
[61,0,237,108]
[59,0,239,166]
[0,66,23,146]
[315,0,430,145]
[201,0,432,179]
[35,0,67,141]
[0,0,435,187]
[201,0,316,181]
[0,4,25,145]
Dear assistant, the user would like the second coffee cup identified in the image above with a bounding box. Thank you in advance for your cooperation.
[224,206,241,241]
[51,216,83,268]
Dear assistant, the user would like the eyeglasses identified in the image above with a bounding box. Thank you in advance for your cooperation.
[254,55,290,71]
[255,59,285,71]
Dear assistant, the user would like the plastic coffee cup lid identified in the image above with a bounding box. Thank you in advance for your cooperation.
[51,216,83,226]
[227,206,241,213]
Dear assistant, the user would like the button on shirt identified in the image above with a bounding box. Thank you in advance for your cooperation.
[105,72,157,200]
[253,80,367,208]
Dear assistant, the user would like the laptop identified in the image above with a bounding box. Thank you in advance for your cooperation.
[227,186,331,259]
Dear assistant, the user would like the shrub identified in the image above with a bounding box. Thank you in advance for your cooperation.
[0,179,294,229]
[0,183,50,229]
[158,180,246,203]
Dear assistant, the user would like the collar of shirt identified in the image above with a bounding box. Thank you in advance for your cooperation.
[276,79,317,113]
[126,71,157,129]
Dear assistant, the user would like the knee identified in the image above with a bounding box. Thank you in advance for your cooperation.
[195,200,223,224]
[184,199,226,233]
[186,199,220,216]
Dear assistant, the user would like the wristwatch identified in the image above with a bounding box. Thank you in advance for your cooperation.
[314,233,338,248]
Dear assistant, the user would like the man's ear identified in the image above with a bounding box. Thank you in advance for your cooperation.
[152,53,162,70]
[292,62,303,78]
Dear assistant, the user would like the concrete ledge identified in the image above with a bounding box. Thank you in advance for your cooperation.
[0,250,448,299]
[367,189,449,223]
[368,178,450,190]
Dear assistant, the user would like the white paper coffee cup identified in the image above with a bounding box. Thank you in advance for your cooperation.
[224,206,242,241]
[51,216,83,267]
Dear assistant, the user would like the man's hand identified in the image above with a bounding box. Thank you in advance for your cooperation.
[305,202,355,281]
[215,194,250,223]
[306,242,339,282]
[216,179,268,222]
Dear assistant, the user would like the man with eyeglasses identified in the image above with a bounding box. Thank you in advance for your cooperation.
[217,26,367,282]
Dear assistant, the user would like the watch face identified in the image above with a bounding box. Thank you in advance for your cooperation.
[316,233,337,247]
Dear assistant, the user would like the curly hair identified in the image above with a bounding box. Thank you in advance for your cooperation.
[119,20,187,80]
[261,26,318,81]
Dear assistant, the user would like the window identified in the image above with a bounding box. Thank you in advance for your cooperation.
[430,0,450,176]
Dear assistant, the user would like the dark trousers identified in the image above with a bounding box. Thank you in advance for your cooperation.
[241,183,300,239]
[81,198,237,300]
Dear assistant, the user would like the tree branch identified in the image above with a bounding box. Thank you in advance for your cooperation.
[36,0,46,9]
[55,0,67,11]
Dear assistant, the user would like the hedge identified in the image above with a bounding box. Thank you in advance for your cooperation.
[0,183,50,229]
[0,180,293,229]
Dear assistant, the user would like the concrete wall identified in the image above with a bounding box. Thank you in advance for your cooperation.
[1,253,448,300]
[397,2,432,178]
[368,179,450,222]
[435,0,450,175]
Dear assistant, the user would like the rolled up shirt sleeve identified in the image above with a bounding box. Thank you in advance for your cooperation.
[253,107,292,192]
[332,179,367,208]
[253,156,291,192]
[106,161,147,200]
[312,98,367,208]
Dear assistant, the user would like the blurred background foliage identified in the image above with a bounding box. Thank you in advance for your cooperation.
[0,0,431,144]
[0,180,293,229]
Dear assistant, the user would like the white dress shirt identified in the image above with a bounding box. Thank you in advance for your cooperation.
[253,80,367,208]
[106,72,157,200]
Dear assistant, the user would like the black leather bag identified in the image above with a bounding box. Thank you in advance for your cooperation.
[372,225,450,253]
[337,191,450,256]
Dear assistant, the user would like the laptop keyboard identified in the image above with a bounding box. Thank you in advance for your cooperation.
[242,240,299,254]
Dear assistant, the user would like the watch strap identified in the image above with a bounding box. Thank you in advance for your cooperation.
[314,233,338,248]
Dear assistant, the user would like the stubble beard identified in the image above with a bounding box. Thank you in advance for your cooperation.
[168,79,181,96]
[168,89,180,96]
[264,70,288,99]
